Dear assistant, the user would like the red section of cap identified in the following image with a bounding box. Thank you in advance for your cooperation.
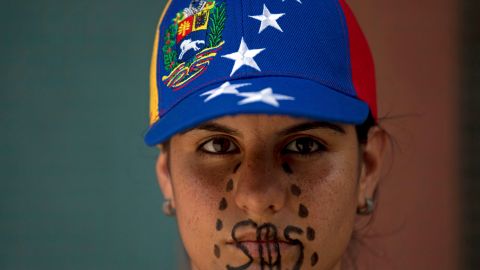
[339,0,377,120]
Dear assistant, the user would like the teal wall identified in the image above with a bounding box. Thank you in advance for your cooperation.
[0,0,183,269]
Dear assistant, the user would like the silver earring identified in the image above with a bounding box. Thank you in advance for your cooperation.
[357,198,375,215]
[162,199,176,216]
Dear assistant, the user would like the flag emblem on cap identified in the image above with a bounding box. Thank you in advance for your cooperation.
[161,0,226,91]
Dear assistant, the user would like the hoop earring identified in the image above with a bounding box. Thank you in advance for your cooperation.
[162,199,176,216]
[357,198,375,215]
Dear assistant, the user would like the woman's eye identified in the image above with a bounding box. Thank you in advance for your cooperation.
[200,137,238,154]
[284,137,325,154]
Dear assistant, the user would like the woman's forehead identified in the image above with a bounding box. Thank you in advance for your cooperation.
[180,114,351,138]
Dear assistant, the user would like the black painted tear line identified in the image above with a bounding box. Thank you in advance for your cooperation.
[216,219,223,231]
[214,244,221,258]
[219,197,228,211]
[306,227,315,241]
[226,179,234,192]
[298,204,309,218]
[290,184,302,197]
[281,162,293,175]
[311,252,319,266]
[233,162,242,173]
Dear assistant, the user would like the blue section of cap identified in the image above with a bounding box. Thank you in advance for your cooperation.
[239,0,354,94]
[155,0,355,116]
[145,77,368,146]
[147,0,362,146]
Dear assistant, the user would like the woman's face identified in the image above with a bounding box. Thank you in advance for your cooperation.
[156,114,383,270]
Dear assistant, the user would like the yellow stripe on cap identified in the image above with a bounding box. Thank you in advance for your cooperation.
[149,0,173,126]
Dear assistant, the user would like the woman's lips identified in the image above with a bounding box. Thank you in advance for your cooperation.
[226,240,293,260]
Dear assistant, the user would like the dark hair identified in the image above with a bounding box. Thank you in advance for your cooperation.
[355,113,376,144]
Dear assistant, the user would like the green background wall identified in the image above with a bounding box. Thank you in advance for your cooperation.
[0,0,183,269]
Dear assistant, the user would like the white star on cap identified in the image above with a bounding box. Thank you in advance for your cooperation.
[282,0,302,4]
[222,37,265,76]
[249,4,285,33]
[200,81,252,102]
[237,87,295,107]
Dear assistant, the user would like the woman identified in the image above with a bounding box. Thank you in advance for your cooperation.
[145,0,388,269]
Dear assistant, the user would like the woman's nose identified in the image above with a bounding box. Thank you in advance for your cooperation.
[233,151,288,218]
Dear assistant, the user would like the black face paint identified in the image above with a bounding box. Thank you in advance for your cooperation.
[281,162,293,175]
[284,226,305,270]
[233,162,242,174]
[216,219,223,231]
[219,197,228,211]
[255,223,282,269]
[306,227,315,241]
[311,252,319,267]
[223,158,309,269]
[226,179,234,192]
[298,204,309,218]
[228,221,306,270]
[227,220,257,270]
[290,184,302,197]
[214,244,221,258]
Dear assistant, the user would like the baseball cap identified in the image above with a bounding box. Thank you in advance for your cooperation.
[145,0,377,146]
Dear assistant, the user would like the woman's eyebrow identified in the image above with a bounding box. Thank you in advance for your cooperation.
[278,121,346,136]
[188,122,241,136]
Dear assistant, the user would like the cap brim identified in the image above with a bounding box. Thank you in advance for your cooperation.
[144,77,370,146]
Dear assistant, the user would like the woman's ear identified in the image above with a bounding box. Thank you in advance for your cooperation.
[357,126,388,209]
[156,150,176,208]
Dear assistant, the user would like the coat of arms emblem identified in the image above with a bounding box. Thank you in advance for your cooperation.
[162,0,226,90]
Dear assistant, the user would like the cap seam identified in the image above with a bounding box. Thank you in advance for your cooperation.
[334,0,354,92]
[240,0,245,37]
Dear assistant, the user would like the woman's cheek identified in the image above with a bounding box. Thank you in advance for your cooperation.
[172,147,360,269]
[171,154,236,220]
[173,173,226,269]
[288,152,359,266]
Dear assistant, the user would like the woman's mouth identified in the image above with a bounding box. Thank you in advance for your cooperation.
[223,220,306,267]
[225,239,295,261]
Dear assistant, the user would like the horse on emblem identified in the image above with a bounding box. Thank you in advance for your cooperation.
[178,39,205,60]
